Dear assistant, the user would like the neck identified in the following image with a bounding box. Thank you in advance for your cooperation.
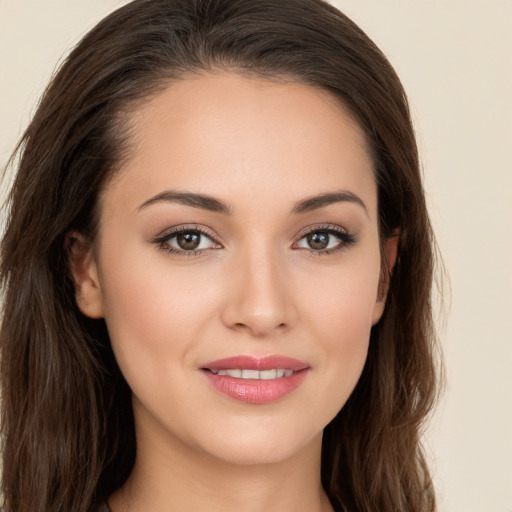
[109,409,333,512]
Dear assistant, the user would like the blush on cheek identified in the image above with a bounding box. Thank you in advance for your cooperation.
[309,277,375,389]
[101,259,214,381]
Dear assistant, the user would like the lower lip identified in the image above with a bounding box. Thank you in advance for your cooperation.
[202,369,309,404]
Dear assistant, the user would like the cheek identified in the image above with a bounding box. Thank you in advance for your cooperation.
[98,250,220,384]
[302,251,380,339]
[300,257,380,407]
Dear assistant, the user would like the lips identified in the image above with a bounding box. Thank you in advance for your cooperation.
[201,355,310,404]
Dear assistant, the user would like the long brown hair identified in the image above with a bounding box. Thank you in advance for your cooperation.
[1,1,442,510]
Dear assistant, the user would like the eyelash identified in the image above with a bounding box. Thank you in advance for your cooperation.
[152,225,220,257]
[293,224,358,256]
[152,224,357,257]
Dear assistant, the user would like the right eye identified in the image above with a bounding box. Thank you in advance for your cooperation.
[153,226,221,256]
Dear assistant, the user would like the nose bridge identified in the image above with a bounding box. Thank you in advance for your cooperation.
[222,240,296,336]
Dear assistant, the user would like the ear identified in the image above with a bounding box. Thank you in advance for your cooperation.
[371,230,400,325]
[66,232,104,319]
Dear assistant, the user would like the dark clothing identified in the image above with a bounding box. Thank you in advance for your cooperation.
[98,501,111,512]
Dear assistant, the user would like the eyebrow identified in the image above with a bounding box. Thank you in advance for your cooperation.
[138,190,232,215]
[291,191,368,216]
[137,189,368,216]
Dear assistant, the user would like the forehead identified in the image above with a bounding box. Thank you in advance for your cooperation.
[103,72,377,217]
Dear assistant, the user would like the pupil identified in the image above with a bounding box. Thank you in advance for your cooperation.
[177,232,200,250]
[308,232,329,250]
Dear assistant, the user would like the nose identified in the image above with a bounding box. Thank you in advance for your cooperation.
[220,246,298,338]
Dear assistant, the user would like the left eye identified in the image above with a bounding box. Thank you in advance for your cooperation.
[160,229,217,252]
[295,229,347,251]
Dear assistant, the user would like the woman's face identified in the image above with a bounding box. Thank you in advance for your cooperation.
[74,72,392,466]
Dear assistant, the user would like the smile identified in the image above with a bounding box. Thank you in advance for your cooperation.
[209,369,294,379]
[201,355,310,404]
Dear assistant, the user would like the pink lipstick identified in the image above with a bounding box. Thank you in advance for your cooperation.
[201,355,310,404]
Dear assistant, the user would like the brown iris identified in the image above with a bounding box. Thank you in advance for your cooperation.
[307,231,330,250]
[177,231,201,250]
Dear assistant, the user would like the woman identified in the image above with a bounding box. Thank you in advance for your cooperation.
[0,0,441,511]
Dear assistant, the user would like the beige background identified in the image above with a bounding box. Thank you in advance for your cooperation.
[1,1,511,510]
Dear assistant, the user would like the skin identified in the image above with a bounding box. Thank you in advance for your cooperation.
[70,72,397,512]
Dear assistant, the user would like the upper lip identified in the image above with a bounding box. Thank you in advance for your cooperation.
[201,355,310,372]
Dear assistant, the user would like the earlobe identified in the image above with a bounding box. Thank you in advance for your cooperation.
[372,230,400,325]
[66,232,104,319]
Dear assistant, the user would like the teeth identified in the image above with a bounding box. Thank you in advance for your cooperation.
[217,369,242,378]
[213,369,294,379]
[242,369,259,379]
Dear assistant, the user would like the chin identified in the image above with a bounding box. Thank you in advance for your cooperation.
[192,417,324,467]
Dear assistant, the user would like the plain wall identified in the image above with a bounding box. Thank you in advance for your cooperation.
[1,1,511,510]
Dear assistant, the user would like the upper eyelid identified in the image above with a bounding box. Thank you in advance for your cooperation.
[154,224,219,242]
[294,223,349,238]
[155,222,348,239]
